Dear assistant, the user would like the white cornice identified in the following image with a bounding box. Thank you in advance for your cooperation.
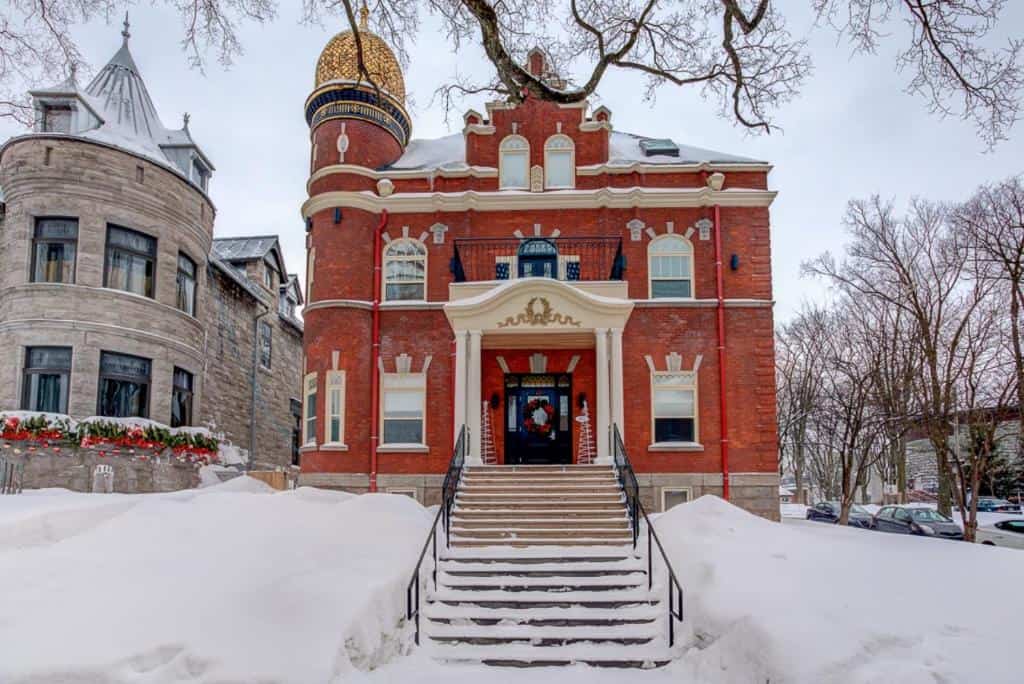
[307,160,770,187]
[302,186,777,217]
[578,160,772,175]
[304,296,773,312]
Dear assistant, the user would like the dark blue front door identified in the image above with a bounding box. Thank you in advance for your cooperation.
[504,374,572,464]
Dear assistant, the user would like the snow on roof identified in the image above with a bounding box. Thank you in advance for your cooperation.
[211,236,281,263]
[386,130,762,171]
[27,25,213,183]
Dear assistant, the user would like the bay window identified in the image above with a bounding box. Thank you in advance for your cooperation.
[31,218,78,284]
[303,373,317,446]
[105,225,157,298]
[97,351,151,418]
[171,367,194,427]
[21,346,72,414]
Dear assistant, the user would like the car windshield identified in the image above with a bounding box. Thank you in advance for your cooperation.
[850,505,869,515]
[910,509,950,522]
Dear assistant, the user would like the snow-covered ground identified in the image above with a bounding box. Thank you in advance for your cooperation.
[1,484,1020,683]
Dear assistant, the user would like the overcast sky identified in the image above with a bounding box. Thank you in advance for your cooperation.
[3,3,1020,322]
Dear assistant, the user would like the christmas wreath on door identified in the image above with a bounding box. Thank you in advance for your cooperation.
[523,398,556,435]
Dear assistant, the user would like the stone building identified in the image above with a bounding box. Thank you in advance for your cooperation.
[0,23,303,478]
[298,15,779,518]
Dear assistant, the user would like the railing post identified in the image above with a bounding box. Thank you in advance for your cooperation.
[647,523,653,591]
[668,581,674,647]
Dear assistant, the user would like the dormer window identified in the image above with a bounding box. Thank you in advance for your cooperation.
[544,134,575,189]
[42,105,72,133]
[499,135,529,190]
[191,158,210,192]
[279,293,296,318]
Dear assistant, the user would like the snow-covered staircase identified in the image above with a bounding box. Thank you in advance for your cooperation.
[417,464,674,667]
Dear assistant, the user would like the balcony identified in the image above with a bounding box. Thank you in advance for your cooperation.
[450,236,625,284]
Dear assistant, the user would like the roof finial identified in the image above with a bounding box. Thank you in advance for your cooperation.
[183,112,191,130]
[358,2,369,31]
[121,11,131,42]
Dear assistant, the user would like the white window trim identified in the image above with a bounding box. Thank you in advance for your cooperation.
[499,134,530,190]
[382,238,427,302]
[324,370,346,448]
[544,134,576,189]
[380,371,427,448]
[661,487,694,512]
[647,234,695,299]
[303,372,318,446]
[649,369,701,449]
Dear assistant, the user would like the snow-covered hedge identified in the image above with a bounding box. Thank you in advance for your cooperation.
[1,412,219,464]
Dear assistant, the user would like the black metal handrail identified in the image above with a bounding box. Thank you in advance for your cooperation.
[612,425,685,646]
[405,426,467,645]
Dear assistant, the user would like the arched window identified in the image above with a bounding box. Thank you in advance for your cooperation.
[518,238,558,278]
[499,135,529,190]
[383,238,427,301]
[648,235,694,298]
[544,134,575,189]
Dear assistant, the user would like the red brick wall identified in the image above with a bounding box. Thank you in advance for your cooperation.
[301,97,777,481]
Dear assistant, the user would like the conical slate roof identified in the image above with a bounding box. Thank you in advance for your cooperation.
[28,19,213,185]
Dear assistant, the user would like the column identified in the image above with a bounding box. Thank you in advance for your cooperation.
[452,330,467,443]
[467,329,483,463]
[594,327,611,463]
[610,327,625,441]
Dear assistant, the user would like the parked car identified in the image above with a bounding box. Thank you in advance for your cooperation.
[973,497,1022,514]
[975,519,1024,549]
[873,506,964,540]
[806,501,874,528]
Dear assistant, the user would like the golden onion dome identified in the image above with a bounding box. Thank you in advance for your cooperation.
[314,7,406,103]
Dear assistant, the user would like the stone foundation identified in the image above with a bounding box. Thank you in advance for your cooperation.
[1,440,200,493]
[298,470,780,520]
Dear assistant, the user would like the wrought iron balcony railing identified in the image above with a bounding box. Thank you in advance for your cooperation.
[450,236,625,283]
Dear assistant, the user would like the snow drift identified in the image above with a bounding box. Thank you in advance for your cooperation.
[0,480,430,683]
[655,495,1023,683]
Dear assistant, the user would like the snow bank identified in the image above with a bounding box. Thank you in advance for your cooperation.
[0,484,430,682]
[655,495,1024,683]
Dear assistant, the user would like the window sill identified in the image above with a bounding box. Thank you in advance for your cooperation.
[648,441,704,452]
[377,443,429,454]
[320,443,349,451]
[299,444,319,453]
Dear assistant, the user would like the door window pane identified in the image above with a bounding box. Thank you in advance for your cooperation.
[21,346,72,414]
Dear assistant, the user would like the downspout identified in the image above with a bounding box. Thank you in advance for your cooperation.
[250,304,272,469]
[713,204,730,501]
[369,209,390,493]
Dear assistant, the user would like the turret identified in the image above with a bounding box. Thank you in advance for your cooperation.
[305,6,410,171]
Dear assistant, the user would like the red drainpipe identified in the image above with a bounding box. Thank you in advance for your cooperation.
[369,209,389,493]
[713,204,730,501]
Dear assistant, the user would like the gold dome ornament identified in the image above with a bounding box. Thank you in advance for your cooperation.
[314,4,406,103]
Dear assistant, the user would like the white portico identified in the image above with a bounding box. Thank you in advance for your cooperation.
[444,278,634,464]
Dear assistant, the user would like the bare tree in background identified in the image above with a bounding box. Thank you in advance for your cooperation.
[804,197,993,517]
[1,1,1021,145]
[952,175,1024,461]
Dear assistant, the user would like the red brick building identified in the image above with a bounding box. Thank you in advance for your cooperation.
[298,18,779,518]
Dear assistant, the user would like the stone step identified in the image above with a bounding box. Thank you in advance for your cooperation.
[433,597,658,609]
[450,538,633,548]
[428,635,655,647]
[465,465,613,473]
[438,582,645,593]
[450,520,630,530]
[430,643,671,668]
[457,494,623,504]
[451,509,627,519]
[454,503,626,513]
[425,624,658,642]
[451,528,633,540]
[459,485,622,495]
